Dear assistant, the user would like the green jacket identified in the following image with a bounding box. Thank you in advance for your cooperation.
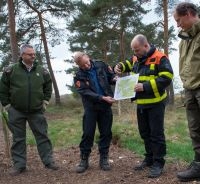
[0,60,52,112]
[178,20,200,90]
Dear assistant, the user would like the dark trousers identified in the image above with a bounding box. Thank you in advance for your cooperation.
[7,106,54,169]
[137,103,166,167]
[185,88,200,161]
[80,106,113,156]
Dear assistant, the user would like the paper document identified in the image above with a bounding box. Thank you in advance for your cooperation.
[114,74,139,100]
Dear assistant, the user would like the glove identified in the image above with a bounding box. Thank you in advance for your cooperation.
[42,100,49,111]
[2,104,11,112]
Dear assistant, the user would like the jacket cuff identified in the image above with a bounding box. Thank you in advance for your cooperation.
[98,95,103,101]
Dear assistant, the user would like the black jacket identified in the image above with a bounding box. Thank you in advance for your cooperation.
[118,46,173,108]
[74,60,115,110]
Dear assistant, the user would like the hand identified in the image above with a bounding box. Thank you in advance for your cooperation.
[2,104,10,112]
[134,83,144,92]
[114,64,122,74]
[113,75,118,82]
[102,96,116,104]
[43,100,49,111]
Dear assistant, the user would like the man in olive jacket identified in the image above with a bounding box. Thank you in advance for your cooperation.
[174,2,200,182]
[0,44,58,176]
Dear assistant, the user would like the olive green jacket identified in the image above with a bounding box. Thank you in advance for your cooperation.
[178,20,200,90]
[0,60,52,112]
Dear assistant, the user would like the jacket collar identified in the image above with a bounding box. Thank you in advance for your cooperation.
[178,20,200,40]
[19,59,37,71]
[138,45,156,62]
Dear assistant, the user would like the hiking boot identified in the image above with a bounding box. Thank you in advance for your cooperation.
[45,162,59,170]
[9,167,26,176]
[134,159,153,171]
[100,155,111,171]
[177,161,200,182]
[148,164,163,178]
[76,155,89,173]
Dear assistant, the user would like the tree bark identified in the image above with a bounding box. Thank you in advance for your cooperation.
[7,0,18,63]
[24,0,61,105]
[38,13,61,105]
[163,0,174,106]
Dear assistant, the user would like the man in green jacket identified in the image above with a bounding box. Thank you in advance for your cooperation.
[0,44,58,176]
[173,2,200,182]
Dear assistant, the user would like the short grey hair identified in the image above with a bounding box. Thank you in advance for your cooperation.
[73,51,86,63]
[20,44,34,56]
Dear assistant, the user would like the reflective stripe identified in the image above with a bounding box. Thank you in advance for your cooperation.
[120,62,125,72]
[136,92,167,104]
[150,64,155,70]
[126,60,132,70]
[158,71,173,79]
[150,79,159,97]
[150,75,155,80]
[139,76,158,81]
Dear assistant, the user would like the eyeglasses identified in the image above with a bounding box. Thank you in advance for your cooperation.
[23,53,36,57]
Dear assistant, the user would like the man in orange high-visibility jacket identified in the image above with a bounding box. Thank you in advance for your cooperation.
[114,34,173,178]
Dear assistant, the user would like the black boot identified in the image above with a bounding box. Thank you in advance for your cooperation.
[177,161,200,182]
[134,158,153,171]
[148,163,163,178]
[100,155,111,171]
[76,155,89,173]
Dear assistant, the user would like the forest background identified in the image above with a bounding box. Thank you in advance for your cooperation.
[0,0,200,104]
[1,1,200,183]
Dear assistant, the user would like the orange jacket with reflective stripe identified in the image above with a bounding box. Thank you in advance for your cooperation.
[118,48,173,106]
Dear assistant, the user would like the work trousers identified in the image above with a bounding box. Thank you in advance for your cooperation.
[7,106,54,169]
[79,106,113,157]
[185,88,200,161]
[137,103,166,167]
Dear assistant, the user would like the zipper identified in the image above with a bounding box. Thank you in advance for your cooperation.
[27,71,31,112]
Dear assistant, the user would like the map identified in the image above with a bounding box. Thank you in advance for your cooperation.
[114,74,139,100]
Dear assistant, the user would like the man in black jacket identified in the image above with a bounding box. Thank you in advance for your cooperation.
[114,34,173,178]
[73,51,116,173]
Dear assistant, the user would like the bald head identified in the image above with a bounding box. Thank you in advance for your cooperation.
[131,34,150,58]
[131,34,148,47]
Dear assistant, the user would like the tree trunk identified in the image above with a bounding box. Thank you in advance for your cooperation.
[38,13,61,105]
[116,31,126,116]
[119,31,125,61]
[163,0,174,106]
[24,0,61,105]
[7,0,18,63]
